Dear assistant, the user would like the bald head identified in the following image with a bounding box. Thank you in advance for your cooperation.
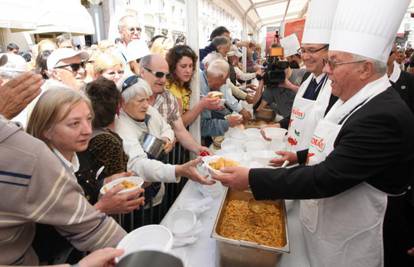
[140,54,169,94]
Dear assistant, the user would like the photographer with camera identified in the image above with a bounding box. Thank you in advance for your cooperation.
[255,37,299,120]
[261,0,339,167]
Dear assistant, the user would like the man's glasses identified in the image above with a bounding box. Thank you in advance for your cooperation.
[54,61,88,73]
[144,67,169,79]
[121,75,139,93]
[129,27,142,33]
[297,45,329,55]
[323,58,366,70]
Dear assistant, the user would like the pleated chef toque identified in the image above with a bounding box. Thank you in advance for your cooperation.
[329,0,410,63]
[280,34,300,57]
[301,0,340,44]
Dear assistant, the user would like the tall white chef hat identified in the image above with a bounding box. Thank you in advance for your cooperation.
[280,34,300,57]
[329,0,410,63]
[301,0,340,44]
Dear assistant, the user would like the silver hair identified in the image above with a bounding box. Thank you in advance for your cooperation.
[118,15,138,31]
[139,54,152,69]
[118,75,153,102]
[206,58,229,78]
[211,36,231,49]
[351,54,387,75]
[202,52,224,69]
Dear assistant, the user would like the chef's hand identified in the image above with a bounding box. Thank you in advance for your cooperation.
[0,72,43,119]
[78,248,124,267]
[408,247,414,256]
[211,166,250,191]
[176,157,215,185]
[260,124,281,141]
[269,151,297,167]
[162,137,175,153]
[95,185,145,214]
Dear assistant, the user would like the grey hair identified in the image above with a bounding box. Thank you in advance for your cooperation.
[202,52,224,69]
[211,36,231,49]
[139,54,152,69]
[118,76,153,102]
[118,15,137,31]
[206,58,229,78]
[352,54,387,75]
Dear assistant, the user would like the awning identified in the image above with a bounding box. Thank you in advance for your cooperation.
[12,0,95,35]
[0,0,38,30]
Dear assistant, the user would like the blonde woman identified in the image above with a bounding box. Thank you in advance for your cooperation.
[93,52,125,83]
[26,87,144,214]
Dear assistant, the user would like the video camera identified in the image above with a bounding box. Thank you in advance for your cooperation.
[262,32,290,87]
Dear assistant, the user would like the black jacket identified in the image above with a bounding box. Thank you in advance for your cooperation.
[390,70,414,114]
[249,88,414,200]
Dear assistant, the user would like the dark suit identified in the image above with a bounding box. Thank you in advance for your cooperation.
[390,70,414,113]
[249,88,414,266]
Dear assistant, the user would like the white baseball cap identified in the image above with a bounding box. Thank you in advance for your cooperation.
[301,0,340,44]
[126,40,150,63]
[330,0,410,63]
[47,48,89,71]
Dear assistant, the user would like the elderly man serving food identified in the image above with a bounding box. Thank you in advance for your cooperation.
[212,0,414,266]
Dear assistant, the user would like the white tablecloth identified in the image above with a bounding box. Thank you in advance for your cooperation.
[161,180,310,267]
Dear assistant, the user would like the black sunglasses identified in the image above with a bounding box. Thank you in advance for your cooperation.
[121,75,140,93]
[54,61,87,72]
[144,67,169,78]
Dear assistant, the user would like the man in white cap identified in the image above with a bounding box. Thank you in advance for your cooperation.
[126,39,150,75]
[46,48,90,91]
[212,0,414,266]
[263,0,339,167]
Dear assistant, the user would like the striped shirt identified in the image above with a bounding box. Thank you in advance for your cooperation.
[0,118,126,265]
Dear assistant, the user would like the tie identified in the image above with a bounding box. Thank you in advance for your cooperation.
[303,78,319,100]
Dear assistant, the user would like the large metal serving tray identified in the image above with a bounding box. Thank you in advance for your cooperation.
[211,188,290,267]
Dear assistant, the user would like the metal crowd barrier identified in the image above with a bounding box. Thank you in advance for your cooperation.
[120,143,190,232]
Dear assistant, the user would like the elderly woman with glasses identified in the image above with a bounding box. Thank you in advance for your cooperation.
[115,75,213,222]
[166,45,223,127]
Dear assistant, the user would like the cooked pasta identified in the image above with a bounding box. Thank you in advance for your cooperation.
[209,157,239,170]
[218,199,286,247]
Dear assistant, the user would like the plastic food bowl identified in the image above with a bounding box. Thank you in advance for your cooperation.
[100,176,144,195]
[116,224,174,261]
[168,209,197,237]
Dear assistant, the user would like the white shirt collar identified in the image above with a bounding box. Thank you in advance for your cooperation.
[52,148,80,173]
[314,73,326,84]
[389,61,401,83]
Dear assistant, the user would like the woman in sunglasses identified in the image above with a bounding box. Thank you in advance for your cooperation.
[26,87,145,214]
[93,52,125,84]
[166,45,223,127]
[115,75,214,223]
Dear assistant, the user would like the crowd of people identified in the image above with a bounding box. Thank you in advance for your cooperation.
[0,0,414,266]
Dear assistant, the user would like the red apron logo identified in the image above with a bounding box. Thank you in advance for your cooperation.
[287,136,298,146]
[310,136,325,152]
[292,108,305,119]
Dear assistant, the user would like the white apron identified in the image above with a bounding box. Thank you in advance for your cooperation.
[300,75,392,267]
[286,74,331,152]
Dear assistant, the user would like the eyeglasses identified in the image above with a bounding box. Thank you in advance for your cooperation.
[129,27,142,33]
[323,58,366,70]
[121,75,139,93]
[54,61,88,73]
[297,45,329,55]
[105,70,125,76]
[144,67,169,78]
